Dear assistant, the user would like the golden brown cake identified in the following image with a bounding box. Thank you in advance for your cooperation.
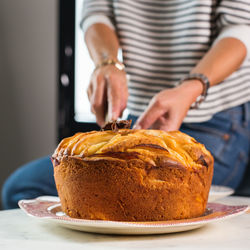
[52,123,213,221]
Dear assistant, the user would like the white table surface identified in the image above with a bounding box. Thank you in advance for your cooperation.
[0,196,249,250]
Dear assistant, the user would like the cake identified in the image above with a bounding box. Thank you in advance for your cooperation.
[52,121,213,221]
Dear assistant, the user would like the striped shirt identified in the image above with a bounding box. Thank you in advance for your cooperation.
[81,0,250,123]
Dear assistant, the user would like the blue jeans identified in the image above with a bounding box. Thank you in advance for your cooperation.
[2,157,57,209]
[2,103,250,209]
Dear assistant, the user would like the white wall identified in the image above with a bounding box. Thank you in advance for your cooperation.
[0,0,58,207]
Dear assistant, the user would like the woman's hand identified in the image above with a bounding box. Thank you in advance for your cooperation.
[134,80,203,131]
[87,64,128,127]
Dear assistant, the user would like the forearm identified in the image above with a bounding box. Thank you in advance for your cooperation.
[179,37,248,104]
[191,37,247,87]
[85,23,120,66]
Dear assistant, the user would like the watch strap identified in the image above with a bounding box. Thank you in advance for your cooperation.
[180,73,210,109]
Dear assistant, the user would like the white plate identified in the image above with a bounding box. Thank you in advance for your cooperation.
[208,185,234,202]
[18,196,248,235]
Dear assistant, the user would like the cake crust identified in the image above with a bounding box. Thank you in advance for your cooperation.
[52,129,213,221]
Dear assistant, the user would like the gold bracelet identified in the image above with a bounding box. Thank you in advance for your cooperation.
[95,59,125,71]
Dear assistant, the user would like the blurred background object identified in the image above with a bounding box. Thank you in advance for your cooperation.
[0,0,58,209]
[58,0,99,140]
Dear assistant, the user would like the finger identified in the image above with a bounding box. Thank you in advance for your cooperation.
[151,116,167,130]
[91,75,107,127]
[107,86,120,121]
[134,100,165,129]
[118,92,128,118]
[87,81,93,102]
[106,76,123,121]
[164,112,182,131]
[152,112,181,131]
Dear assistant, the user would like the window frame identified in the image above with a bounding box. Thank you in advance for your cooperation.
[58,0,99,141]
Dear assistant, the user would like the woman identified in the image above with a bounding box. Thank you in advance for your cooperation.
[2,0,250,209]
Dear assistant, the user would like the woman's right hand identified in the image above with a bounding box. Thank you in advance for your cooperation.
[87,64,128,127]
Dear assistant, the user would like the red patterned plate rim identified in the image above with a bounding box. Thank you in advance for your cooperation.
[18,196,249,228]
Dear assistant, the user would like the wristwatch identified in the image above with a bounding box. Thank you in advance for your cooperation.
[179,73,210,109]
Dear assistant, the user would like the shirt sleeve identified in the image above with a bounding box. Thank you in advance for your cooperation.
[214,0,250,61]
[80,0,115,31]
[81,14,115,33]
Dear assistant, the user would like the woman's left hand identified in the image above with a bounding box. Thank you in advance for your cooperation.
[134,80,203,131]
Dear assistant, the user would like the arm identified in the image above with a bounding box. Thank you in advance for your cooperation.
[85,23,128,127]
[191,37,247,86]
[85,23,119,66]
[134,37,247,131]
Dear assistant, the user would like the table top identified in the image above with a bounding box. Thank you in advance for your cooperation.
[0,196,249,250]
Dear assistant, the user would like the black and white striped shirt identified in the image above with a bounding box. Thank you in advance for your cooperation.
[82,0,250,122]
